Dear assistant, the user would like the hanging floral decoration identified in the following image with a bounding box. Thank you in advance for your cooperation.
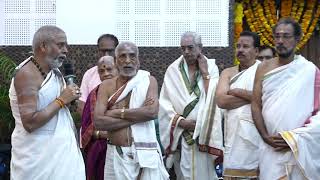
[234,2,244,64]
[237,0,320,52]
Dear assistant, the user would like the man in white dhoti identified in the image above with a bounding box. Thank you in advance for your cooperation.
[94,41,169,180]
[215,31,262,179]
[9,25,85,180]
[159,31,223,180]
[252,17,320,180]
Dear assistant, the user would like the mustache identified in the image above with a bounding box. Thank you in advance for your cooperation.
[276,45,286,50]
[123,65,134,68]
[105,74,113,78]
[237,52,245,57]
[57,55,67,61]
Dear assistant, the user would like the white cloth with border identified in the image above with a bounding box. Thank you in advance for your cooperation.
[9,57,85,180]
[159,55,222,180]
[223,61,262,175]
[107,70,169,180]
[259,55,320,180]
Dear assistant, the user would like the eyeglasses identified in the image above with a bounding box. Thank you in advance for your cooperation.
[273,34,295,41]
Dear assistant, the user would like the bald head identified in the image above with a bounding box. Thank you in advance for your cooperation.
[97,55,114,66]
[97,55,117,81]
[115,41,139,58]
[114,41,140,78]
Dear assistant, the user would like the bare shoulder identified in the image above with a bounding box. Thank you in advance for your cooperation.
[149,75,158,84]
[14,63,41,92]
[258,58,278,75]
[221,66,238,79]
[99,77,117,97]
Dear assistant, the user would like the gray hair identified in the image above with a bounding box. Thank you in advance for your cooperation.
[97,55,114,65]
[115,41,139,57]
[32,25,65,51]
[181,31,202,46]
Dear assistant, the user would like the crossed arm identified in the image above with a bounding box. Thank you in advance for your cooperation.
[215,67,251,110]
[94,76,159,131]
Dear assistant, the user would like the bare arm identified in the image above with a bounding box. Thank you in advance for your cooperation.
[252,64,290,150]
[77,100,85,116]
[15,67,79,133]
[228,88,252,102]
[94,79,134,131]
[197,54,210,94]
[178,119,196,131]
[251,64,273,145]
[103,76,159,123]
[216,68,249,109]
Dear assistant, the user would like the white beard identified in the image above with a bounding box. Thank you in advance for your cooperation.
[45,56,63,69]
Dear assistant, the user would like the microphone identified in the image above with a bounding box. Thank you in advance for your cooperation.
[63,63,76,85]
[63,63,78,105]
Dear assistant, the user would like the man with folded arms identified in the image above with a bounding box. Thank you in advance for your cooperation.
[216,31,261,179]
[81,55,117,180]
[94,41,168,180]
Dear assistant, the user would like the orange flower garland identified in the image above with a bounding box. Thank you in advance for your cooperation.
[234,2,244,64]
[241,0,320,51]
[281,0,293,18]
[297,3,320,50]
[234,2,244,42]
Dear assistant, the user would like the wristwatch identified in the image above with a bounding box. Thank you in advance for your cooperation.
[203,74,211,80]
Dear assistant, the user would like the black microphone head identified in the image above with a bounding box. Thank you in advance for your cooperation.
[63,62,76,85]
[63,63,74,76]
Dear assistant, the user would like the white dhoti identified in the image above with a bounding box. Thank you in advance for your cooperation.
[105,70,169,180]
[104,143,116,180]
[159,56,223,180]
[9,57,85,180]
[106,144,167,180]
[223,61,261,179]
[260,55,320,180]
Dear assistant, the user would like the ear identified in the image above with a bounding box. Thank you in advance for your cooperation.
[137,60,140,69]
[39,42,47,52]
[254,47,259,55]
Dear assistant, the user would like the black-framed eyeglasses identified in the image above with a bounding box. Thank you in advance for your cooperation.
[273,34,295,41]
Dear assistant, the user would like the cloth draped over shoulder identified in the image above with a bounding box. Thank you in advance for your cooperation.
[80,85,107,180]
[223,60,261,178]
[260,55,320,180]
[109,70,167,168]
[9,57,85,180]
[159,55,224,168]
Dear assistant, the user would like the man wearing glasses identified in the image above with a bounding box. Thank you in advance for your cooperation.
[252,17,320,179]
[257,45,276,61]
[159,31,222,180]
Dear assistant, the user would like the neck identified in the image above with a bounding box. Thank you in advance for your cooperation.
[185,57,198,66]
[187,63,198,72]
[118,75,131,84]
[239,60,256,71]
[278,54,295,65]
[33,55,50,73]
[184,58,198,73]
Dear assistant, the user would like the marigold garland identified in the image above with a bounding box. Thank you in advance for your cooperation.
[281,0,293,18]
[234,2,244,65]
[240,0,320,52]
